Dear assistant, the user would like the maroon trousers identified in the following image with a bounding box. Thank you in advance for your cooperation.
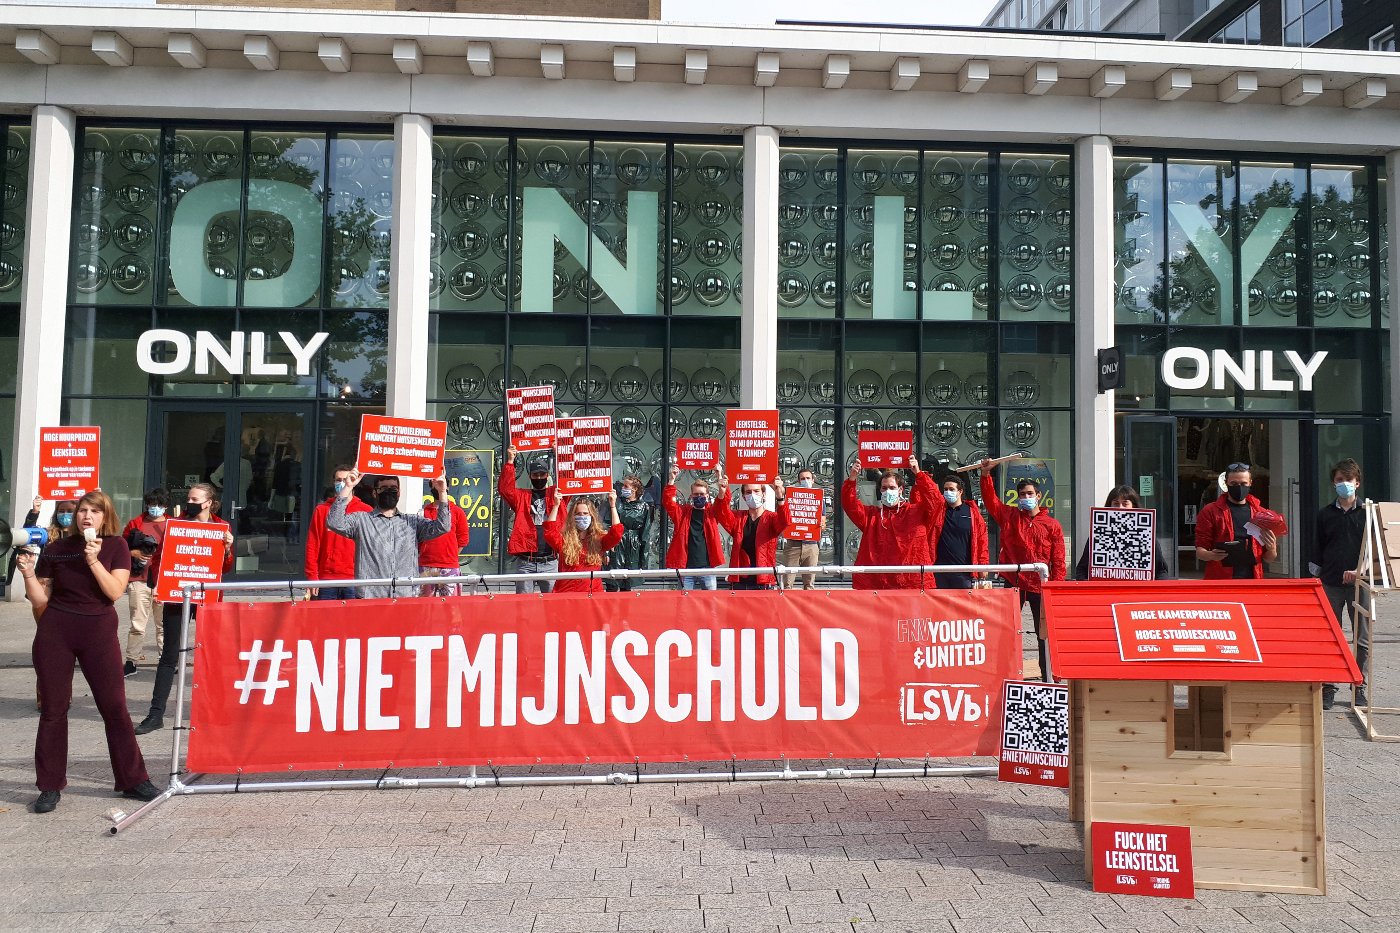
[32,606,150,793]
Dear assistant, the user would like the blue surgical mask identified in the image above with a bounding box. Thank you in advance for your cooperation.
[619,487,633,500]
[333,481,346,495]
[1336,481,1357,499]
[798,478,814,488]
[1018,495,1039,511]
[573,514,592,531]
[56,512,74,528]
[744,493,762,510]
[146,506,166,518]
[881,489,901,507]
[691,495,708,508]
[943,490,960,505]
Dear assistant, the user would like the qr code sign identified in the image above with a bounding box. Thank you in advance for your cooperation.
[1001,681,1069,756]
[1089,508,1155,579]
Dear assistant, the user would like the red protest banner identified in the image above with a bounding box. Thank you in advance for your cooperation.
[1088,508,1157,581]
[784,488,824,542]
[1111,602,1263,663]
[1091,822,1194,899]
[556,415,612,494]
[857,430,914,469]
[725,409,779,484]
[356,415,447,478]
[153,520,229,604]
[675,438,719,471]
[997,680,1069,788]
[506,385,556,451]
[186,588,1021,773]
[38,426,101,500]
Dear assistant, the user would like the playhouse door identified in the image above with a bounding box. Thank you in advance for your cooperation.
[1122,415,1177,579]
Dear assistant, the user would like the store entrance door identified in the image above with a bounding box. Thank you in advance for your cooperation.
[148,402,315,579]
[1122,416,1179,579]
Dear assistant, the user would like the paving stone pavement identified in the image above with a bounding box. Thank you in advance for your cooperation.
[0,595,1397,933]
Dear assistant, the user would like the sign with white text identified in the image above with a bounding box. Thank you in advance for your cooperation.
[356,416,447,479]
[1111,602,1262,663]
[858,430,914,470]
[725,409,779,484]
[783,488,824,542]
[154,520,228,604]
[556,416,613,494]
[1091,822,1194,899]
[506,386,556,451]
[675,438,720,471]
[38,426,100,500]
[1088,508,1157,581]
[998,680,1069,788]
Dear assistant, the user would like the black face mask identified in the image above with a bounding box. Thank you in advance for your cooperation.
[376,488,400,510]
[530,476,548,490]
[1227,484,1250,503]
[184,501,204,517]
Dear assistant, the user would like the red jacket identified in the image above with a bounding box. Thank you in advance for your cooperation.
[499,462,559,557]
[543,513,624,592]
[121,515,168,586]
[1195,493,1268,580]
[662,484,728,570]
[926,493,990,582]
[714,493,789,586]
[306,495,371,580]
[980,473,1066,593]
[156,514,234,603]
[418,500,472,569]
[842,472,937,590]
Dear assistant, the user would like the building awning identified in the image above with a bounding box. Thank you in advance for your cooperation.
[1043,579,1362,684]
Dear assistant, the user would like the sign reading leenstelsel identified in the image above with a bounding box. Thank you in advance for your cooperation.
[1091,822,1194,899]
[356,415,447,478]
[1111,602,1262,662]
[506,386,556,451]
[154,519,229,604]
[725,409,779,484]
[675,438,720,471]
[38,426,101,500]
[784,488,823,542]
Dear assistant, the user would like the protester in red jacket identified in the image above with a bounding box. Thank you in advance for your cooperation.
[927,472,990,589]
[543,491,624,593]
[843,457,937,590]
[979,462,1066,682]
[305,464,371,601]
[499,446,560,594]
[418,493,472,596]
[1194,463,1278,581]
[714,472,788,589]
[662,467,728,590]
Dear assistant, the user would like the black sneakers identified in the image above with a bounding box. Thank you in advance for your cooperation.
[123,660,137,678]
[32,790,60,813]
[133,714,163,735]
[121,780,161,802]
[1355,684,1369,707]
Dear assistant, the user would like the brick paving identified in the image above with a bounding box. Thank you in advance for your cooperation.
[0,597,1397,933]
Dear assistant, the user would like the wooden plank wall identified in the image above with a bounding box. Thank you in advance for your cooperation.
[1081,679,1323,894]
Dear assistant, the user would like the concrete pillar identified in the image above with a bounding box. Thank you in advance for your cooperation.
[740,125,779,409]
[1388,151,1400,487]
[1073,134,1116,549]
[10,106,76,594]
[387,114,433,501]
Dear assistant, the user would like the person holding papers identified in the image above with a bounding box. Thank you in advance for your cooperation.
[544,490,624,593]
[1195,462,1278,581]
[715,471,788,590]
[325,471,451,600]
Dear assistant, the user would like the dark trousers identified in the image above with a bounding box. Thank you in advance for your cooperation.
[313,587,360,601]
[1023,591,1050,682]
[149,603,196,719]
[731,580,775,591]
[33,606,150,792]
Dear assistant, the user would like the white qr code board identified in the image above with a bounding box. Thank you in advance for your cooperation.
[998,680,1070,787]
[1088,507,1156,581]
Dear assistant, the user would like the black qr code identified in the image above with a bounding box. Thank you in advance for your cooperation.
[1090,509,1154,572]
[1001,682,1069,755]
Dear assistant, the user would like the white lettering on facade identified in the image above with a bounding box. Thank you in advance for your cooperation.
[136,330,329,377]
[1161,347,1327,392]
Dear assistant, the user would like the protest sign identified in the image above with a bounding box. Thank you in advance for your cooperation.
[356,416,447,478]
[1111,602,1263,663]
[1091,822,1194,899]
[154,520,229,604]
[675,438,719,471]
[997,680,1070,788]
[725,410,779,484]
[38,426,100,500]
[506,386,556,451]
[857,430,914,470]
[784,488,824,542]
[1088,508,1157,581]
[556,416,612,494]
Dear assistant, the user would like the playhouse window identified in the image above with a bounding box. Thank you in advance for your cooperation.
[1170,684,1229,755]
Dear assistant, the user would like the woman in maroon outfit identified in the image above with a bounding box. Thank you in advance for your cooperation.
[16,491,160,814]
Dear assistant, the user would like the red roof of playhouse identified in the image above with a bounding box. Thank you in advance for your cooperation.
[1043,580,1363,683]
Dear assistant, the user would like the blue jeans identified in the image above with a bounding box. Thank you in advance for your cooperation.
[314,587,359,601]
[682,575,717,590]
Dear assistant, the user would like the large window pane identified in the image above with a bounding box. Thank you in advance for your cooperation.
[60,397,148,521]
[591,141,667,316]
[516,138,588,314]
[671,142,743,317]
[1166,159,1236,325]
[328,132,393,310]
[163,127,240,309]
[998,153,1072,323]
[1,124,29,301]
[432,135,509,313]
[1311,165,1375,329]
[323,311,387,402]
[1115,158,1164,324]
[73,126,160,306]
[777,148,838,319]
[243,130,326,310]
[64,307,151,396]
[1238,162,1303,329]
[923,150,993,322]
[845,149,919,321]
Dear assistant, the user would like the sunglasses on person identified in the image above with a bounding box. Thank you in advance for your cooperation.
[1227,462,1250,472]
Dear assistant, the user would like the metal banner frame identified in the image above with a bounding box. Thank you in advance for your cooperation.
[111,561,1048,835]
[1354,500,1396,741]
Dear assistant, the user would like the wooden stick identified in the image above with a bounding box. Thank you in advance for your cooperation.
[952,453,1024,473]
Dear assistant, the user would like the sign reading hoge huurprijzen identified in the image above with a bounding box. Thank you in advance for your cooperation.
[506,386,556,451]
[356,415,447,479]
[154,519,229,604]
[38,426,101,500]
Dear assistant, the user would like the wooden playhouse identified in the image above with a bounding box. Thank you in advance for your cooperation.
[1043,579,1362,895]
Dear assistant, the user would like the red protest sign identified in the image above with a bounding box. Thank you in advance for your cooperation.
[506,385,556,451]
[858,430,914,469]
[1091,822,1194,899]
[186,588,1021,773]
[784,488,824,542]
[38,426,101,500]
[997,680,1069,788]
[725,409,779,484]
[1111,602,1263,663]
[675,438,719,471]
[356,415,447,479]
[556,415,612,494]
[154,520,229,604]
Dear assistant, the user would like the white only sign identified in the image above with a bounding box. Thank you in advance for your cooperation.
[136,329,329,377]
[1160,348,1327,392]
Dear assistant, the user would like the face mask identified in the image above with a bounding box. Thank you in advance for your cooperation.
[881,489,901,507]
[530,476,548,490]
[147,506,166,518]
[692,495,708,509]
[376,488,400,510]
[56,512,73,528]
[1227,484,1250,503]
[743,493,763,510]
[333,481,346,495]
[573,514,592,531]
[943,490,960,506]
[798,478,814,488]
[619,487,633,500]
[1336,481,1357,499]
[184,501,204,517]
[1018,496,1038,511]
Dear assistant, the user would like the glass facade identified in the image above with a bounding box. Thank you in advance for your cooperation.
[0,120,28,525]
